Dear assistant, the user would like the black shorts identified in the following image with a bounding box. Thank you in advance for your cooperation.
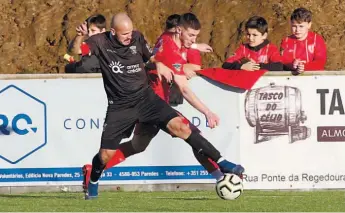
[126,112,201,153]
[101,88,179,149]
[132,110,201,139]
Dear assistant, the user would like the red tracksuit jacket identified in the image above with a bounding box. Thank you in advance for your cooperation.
[280,31,327,71]
[222,40,283,71]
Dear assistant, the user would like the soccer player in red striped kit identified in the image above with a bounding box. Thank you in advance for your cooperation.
[280,7,327,74]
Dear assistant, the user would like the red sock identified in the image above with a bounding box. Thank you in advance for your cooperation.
[105,149,125,169]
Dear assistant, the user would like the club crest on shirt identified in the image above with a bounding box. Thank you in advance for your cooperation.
[130,46,137,54]
[308,44,314,53]
[172,63,182,72]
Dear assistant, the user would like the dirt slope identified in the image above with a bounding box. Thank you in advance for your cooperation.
[0,0,344,73]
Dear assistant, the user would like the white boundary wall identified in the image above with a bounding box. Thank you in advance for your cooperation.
[0,72,344,192]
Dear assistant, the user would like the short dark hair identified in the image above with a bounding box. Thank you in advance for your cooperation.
[179,13,201,30]
[165,14,180,30]
[245,16,268,34]
[290,7,312,23]
[86,14,106,30]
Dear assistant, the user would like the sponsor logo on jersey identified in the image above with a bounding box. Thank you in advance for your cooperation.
[109,61,124,74]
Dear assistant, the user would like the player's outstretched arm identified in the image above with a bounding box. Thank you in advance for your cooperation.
[191,43,213,53]
[174,74,219,128]
[68,22,88,55]
[183,64,201,79]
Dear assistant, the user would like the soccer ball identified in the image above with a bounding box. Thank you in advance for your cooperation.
[215,173,243,200]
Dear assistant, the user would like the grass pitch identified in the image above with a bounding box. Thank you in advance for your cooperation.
[0,190,344,212]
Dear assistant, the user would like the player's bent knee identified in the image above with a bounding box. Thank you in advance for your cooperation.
[167,117,192,139]
[99,149,117,164]
[180,122,192,136]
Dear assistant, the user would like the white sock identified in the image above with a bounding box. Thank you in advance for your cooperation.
[217,157,225,163]
[90,180,98,184]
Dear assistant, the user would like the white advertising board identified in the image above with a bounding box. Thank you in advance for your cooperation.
[0,77,240,186]
[239,75,345,189]
[3,74,344,190]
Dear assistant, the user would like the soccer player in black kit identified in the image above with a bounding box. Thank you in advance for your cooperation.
[82,13,244,199]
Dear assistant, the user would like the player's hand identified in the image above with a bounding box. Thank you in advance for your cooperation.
[156,62,174,83]
[292,59,306,69]
[296,62,305,73]
[204,111,220,129]
[76,21,88,36]
[292,59,306,73]
[240,61,260,71]
[193,43,213,53]
[184,68,197,80]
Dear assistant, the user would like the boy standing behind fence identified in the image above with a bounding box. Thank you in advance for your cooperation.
[222,16,283,72]
[280,7,327,74]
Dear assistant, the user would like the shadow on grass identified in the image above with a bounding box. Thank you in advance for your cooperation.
[0,194,81,199]
[155,196,218,200]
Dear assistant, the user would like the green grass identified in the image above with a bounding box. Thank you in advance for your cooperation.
[0,190,344,212]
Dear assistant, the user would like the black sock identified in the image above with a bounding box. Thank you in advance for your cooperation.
[185,131,221,162]
[118,140,138,158]
[192,148,218,173]
[90,153,106,183]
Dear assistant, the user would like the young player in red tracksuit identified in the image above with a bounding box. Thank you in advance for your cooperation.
[82,13,242,193]
[222,16,283,72]
[280,7,327,74]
